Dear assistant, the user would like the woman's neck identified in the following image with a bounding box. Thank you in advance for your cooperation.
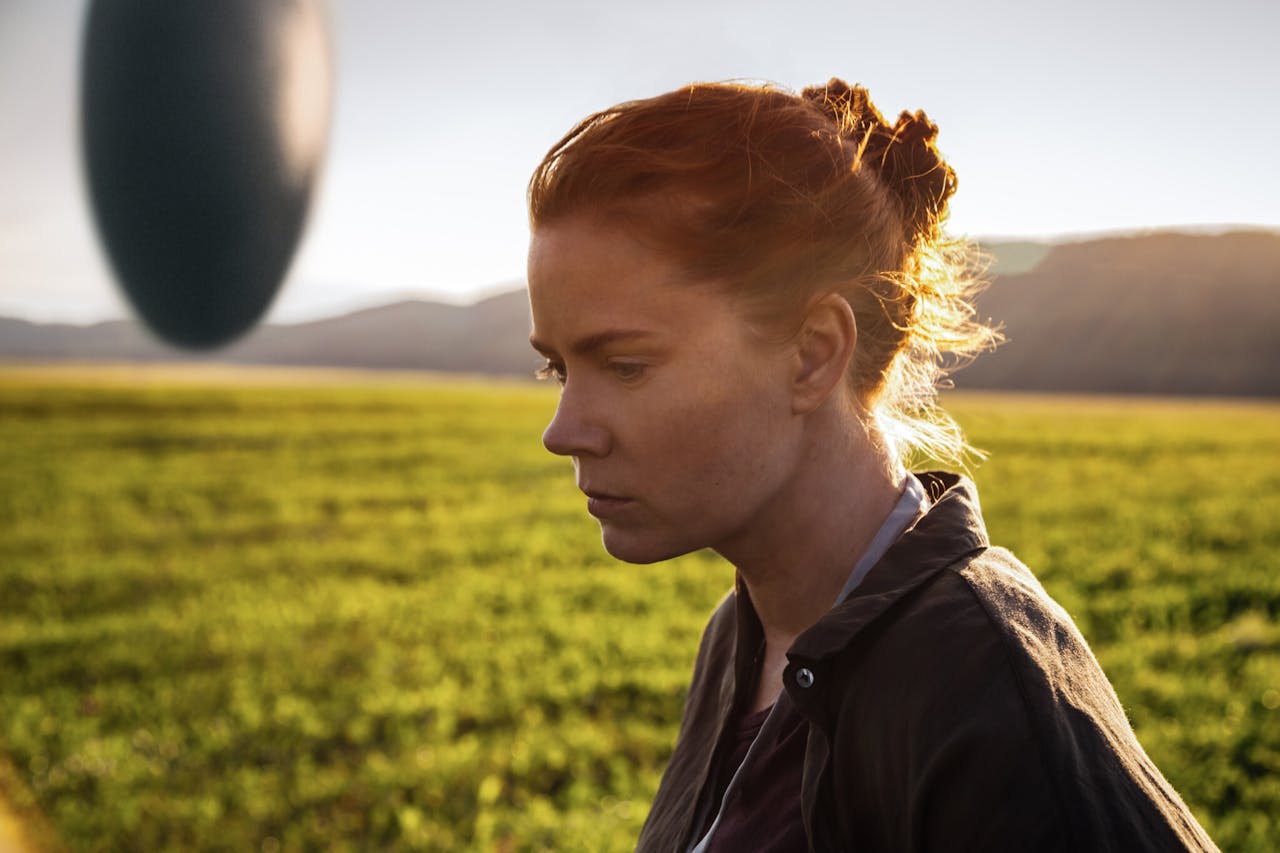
[714,407,904,706]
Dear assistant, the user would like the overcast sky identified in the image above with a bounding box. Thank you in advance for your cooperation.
[1,0,1276,325]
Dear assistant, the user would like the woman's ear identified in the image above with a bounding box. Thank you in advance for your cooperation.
[791,292,857,415]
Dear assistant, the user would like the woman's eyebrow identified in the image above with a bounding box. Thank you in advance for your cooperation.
[529,328,658,357]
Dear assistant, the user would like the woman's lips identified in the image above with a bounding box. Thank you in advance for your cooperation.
[584,491,634,518]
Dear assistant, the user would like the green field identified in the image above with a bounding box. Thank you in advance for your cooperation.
[1,366,1277,851]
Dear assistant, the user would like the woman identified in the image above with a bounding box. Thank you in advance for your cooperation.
[525,79,1216,851]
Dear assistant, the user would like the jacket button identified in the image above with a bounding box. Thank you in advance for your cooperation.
[795,667,815,689]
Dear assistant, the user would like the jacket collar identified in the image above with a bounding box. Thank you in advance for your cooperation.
[784,470,988,665]
[726,472,989,718]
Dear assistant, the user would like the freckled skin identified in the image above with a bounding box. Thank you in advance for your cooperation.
[527,218,805,565]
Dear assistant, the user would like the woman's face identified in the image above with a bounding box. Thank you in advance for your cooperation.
[527,217,805,564]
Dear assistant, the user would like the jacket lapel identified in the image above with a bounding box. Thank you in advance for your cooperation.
[787,471,988,665]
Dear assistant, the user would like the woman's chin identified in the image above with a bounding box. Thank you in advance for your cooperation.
[599,527,690,566]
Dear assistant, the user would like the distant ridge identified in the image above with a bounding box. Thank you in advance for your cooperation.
[0,289,542,377]
[961,230,1279,396]
[2,230,1277,397]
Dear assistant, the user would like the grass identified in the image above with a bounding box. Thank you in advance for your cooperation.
[0,365,1276,850]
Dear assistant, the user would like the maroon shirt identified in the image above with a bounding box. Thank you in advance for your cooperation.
[699,697,810,851]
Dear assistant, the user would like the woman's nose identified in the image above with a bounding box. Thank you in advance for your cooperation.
[542,384,610,458]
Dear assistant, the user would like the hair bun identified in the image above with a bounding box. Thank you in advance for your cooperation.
[802,78,957,245]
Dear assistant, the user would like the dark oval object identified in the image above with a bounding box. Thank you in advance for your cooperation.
[81,0,332,349]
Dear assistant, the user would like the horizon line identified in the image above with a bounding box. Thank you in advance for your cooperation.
[4,223,1277,328]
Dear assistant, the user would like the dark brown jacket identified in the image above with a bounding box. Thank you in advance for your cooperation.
[637,472,1217,852]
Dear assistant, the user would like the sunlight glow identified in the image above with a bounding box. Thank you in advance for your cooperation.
[274,1,331,188]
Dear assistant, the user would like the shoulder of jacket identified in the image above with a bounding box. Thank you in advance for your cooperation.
[687,588,737,670]
[946,546,1082,644]
[841,546,1090,714]
[911,547,1119,739]
[702,587,737,640]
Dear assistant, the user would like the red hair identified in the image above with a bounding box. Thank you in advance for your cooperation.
[528,79,1000,466]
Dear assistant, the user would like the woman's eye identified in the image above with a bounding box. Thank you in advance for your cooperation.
[535,360,566,385]
[610,362,647,382]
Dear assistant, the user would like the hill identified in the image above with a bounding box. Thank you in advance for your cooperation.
[1,229,1276,396]
[0,289,542,377]
[962,230,1280,396]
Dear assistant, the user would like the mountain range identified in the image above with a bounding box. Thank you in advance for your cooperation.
[2,229,1276,397]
